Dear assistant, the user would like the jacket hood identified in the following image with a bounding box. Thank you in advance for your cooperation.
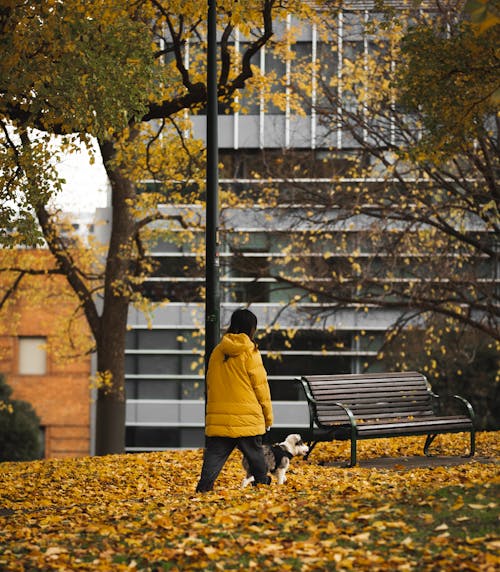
[219,333,254,357]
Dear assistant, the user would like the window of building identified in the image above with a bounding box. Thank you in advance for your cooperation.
[140,280,203,302]
[18,337,47,375]
[265,46,287,115]
[126,426,205,450]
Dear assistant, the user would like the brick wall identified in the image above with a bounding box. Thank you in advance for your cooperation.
[0,251,92,459]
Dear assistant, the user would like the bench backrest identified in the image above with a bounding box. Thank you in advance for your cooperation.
[300,371,434,425]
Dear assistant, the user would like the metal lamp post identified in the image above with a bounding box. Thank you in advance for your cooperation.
[205,0,220,369]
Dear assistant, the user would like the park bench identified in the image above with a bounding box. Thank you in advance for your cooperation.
[297,371,476,467]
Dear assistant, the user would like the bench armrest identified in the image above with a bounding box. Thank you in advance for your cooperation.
[317,400,358,429]
[431,392,476,422]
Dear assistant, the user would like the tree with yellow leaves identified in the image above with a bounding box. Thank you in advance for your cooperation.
[0,0,318,455]
[397,0,499,153]
[262,1,499,350]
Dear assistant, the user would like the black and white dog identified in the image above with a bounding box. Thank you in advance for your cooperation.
[241,433,309,487]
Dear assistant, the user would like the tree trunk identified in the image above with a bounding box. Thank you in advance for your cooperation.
[94,137,138,455]
[95,389,126,455]
[94,308,128,455]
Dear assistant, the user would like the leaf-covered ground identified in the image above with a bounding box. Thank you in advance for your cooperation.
[0,432,498,571]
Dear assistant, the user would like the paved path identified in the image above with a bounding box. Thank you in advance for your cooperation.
[321,455,496,470]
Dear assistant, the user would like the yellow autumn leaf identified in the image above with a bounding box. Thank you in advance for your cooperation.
[352,532,371,543]
[401,536,414,548]
[420,513,434,524]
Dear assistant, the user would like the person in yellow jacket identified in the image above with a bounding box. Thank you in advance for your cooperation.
[196,309,273,492]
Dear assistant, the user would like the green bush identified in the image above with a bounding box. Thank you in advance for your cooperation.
[0,374,42,462]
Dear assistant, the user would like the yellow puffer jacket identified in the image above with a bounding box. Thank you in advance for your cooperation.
[205,333,273,438]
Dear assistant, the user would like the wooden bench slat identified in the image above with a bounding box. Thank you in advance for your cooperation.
[316,399,432,409]
[309,380,429,389]
[316,399,433,409]
[304,373,425,383]
[314,395,432,407]
[317,411,436,423]
[316,399,432,408]
[311,387,431,395]
[317,407,435,419]
[312,390,431,401]
[308,380,427,389]
[356,416,471,429]
[306,374,425,382]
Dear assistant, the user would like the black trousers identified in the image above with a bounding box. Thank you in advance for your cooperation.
[196,435,271,492]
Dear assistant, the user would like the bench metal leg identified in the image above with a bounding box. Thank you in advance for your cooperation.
[348,435,357,467]
[425,431,476,458]
[424,433,437,456]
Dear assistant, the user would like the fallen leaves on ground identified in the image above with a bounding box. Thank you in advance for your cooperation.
[0,432,498,571]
